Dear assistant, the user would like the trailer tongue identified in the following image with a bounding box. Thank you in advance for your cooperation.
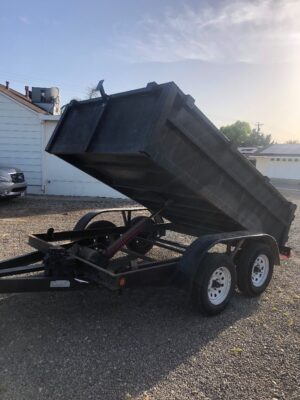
[0,81,296,315]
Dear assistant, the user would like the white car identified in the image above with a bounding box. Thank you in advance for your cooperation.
[0,166,27,198]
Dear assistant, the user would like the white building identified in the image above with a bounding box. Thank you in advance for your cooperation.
[254,144,300,182]
[0,83,122,197]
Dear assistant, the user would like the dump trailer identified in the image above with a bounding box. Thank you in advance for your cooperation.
[0,81,296,315]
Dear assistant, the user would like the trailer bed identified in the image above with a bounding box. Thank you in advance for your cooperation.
[46,81,296,246]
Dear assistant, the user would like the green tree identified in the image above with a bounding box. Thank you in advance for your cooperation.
[220,121,272,146]
[245,129,272,146]
[220,121,251,145]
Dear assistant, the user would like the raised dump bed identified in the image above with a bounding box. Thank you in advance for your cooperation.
[46,81,295,247]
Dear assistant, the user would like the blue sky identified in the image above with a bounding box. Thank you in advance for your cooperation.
[1,0,299,141]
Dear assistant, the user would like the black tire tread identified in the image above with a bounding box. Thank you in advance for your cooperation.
[236,242,274,297]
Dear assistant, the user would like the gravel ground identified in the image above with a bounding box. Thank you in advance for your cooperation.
[0,193,299,400]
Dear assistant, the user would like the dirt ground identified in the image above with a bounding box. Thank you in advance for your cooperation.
[0,191,299,400]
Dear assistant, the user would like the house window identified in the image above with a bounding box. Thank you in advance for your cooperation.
[276,158,280,161]
[295,159,299,162]
[288,158,292,161]
[270,158,275,161]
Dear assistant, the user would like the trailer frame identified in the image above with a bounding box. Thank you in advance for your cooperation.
[0,206,288,301]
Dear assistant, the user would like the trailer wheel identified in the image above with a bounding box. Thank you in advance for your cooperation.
[126,216,155,255]
[191,253,236,316]
[236,242,274,296]
[86,220,118,248]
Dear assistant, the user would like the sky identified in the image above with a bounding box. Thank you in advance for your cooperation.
[0,0,299,142]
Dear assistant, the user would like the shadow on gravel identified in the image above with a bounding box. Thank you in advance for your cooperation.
[0,287,259,400]
[0,197,133,219]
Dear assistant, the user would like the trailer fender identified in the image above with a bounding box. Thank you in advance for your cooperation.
[74,210,109,231]
[73,208,164,231]
[177,231,280,291]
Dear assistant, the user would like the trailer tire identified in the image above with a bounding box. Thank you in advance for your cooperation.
[126,216,155,255]
[86,220,119,248]
[191,253,236,316]
[236,242,274,296]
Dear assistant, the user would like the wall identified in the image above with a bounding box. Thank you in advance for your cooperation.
[0,92,43,193]
[42,120,124,197]
[256,156,300,180]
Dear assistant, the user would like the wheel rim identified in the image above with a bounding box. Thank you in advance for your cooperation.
[208,266,232,305]
[251,254,269,287]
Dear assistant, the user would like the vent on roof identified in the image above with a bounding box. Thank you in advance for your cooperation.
[31,87,60,115]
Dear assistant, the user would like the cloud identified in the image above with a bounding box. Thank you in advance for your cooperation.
[118,0,300,64]
[18,16,30,25]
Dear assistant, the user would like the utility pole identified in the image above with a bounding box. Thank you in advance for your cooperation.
[255,122,264,133]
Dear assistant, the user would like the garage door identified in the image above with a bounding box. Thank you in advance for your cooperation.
[257,157,300,180]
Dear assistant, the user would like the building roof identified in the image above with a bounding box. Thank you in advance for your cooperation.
[255,144,300,157]
[0,84,49,115]
[238,146,259,154]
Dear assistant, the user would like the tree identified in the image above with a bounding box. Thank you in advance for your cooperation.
[220,121,251,145]
[245,129,272,147]
[86,86,98,99]
[220,121,272,146]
